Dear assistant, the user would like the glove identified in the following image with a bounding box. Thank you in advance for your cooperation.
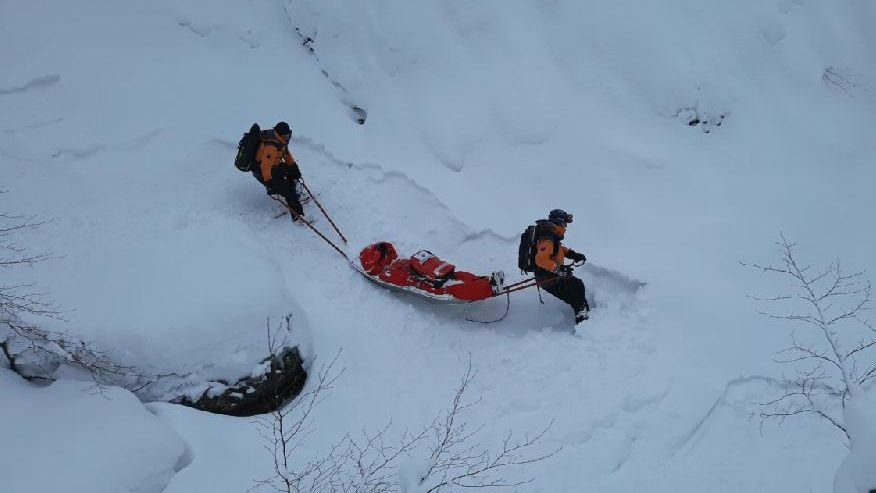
[271,164,287,180]
[274,163,301,181]
[567,250,587,263]
[554,265,573,278]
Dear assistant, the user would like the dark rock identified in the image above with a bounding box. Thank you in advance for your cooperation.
[349,105,367,125]
[176,346,307,417]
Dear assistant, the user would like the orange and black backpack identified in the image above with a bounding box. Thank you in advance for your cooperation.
[517,220,561,273]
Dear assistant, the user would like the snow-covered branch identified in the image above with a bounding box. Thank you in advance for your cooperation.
[744,234,875,444]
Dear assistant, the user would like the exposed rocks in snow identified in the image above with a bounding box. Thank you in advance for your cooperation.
[348,104,367,124]
[3,329,308,417]
[174,346,307,417]
[282,6,367,125]
[674,106,727,134]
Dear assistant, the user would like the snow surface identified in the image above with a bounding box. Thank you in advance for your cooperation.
[835,391,876,492]
[2,0,875,491]
[0,369,189,493]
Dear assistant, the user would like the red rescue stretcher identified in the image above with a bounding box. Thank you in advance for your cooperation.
[358,242,505,303]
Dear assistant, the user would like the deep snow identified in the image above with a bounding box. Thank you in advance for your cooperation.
[1,0,875,491]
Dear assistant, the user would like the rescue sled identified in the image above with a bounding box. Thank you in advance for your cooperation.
[270,186,589,324]
[357,242,505,304]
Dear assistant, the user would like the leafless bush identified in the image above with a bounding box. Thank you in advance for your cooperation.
[414,361,560,492]
[0,191,136,387]
[0,191,54,334]
[254,324,421,493]
[254,348,345,493]
[743,234,875,442]
[256,351,559,493]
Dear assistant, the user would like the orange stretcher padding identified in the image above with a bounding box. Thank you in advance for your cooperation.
[359,242,494,302]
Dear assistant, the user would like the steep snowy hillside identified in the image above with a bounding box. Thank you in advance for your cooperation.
[1,0,874,492]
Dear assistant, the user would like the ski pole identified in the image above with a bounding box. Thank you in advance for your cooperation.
[297,178,348,244]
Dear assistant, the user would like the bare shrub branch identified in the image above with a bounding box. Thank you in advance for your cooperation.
[743,234,875,444]
[255,350,559,492]
[0,192,140,390]
[417,359,560,492]
[253,317,345,493]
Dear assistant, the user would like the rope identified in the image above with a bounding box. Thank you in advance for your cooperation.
[503,277,537,290]
[465,291,511,324]
[493,275,558,297]
[467,264,584,324]
[271,196,349,261]
[495,261,583,298]
[298,178,348,244]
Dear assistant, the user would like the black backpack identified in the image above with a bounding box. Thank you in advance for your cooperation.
[234,123,261,172]
[517,224,538,273]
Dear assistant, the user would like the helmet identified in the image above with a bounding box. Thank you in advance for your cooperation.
[548,209,573,226]
[274,121,292,139]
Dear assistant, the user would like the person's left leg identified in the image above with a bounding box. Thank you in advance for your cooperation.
[564,276,590,322]
[545,277,589,319]
[272,178,304,217]
[284,182,304,217]
[567,276,589,312]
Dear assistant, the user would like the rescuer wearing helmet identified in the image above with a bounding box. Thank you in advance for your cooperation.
[533,209,590,323]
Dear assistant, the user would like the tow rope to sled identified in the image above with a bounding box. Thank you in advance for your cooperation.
[464,271,577,324]
[464,291,512,324]
[271,189,579,324]
[465,279,541,324]
[271,178,349,261]
[298,179,348,244]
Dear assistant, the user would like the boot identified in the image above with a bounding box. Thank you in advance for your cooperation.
[575,308,590,324]
[293,215,317,226]
[289,206,311,225]
[489,271,505,295]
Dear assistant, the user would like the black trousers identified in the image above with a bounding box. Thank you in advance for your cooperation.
[257,174,303,216]
[536,272,589,313]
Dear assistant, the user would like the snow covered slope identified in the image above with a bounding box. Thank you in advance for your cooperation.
[2,0,874,491]
[0,370,189,493]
